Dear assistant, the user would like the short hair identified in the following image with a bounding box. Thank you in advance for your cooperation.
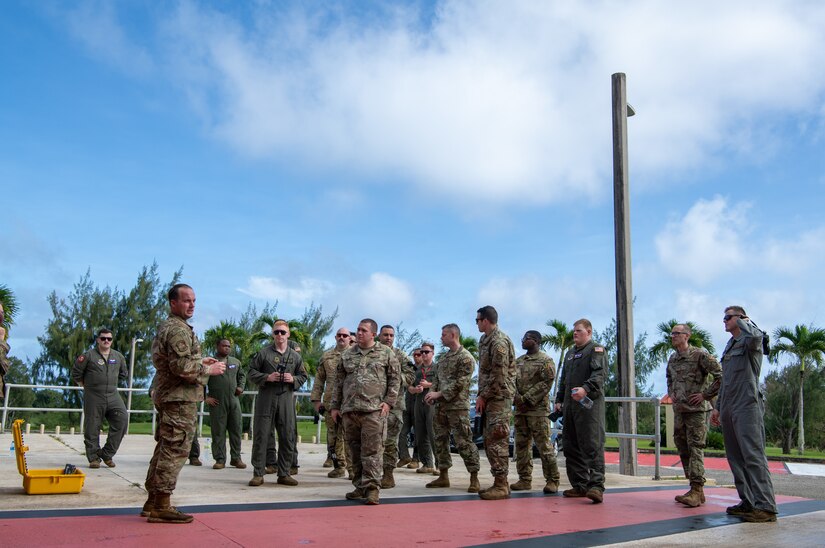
[360,318,378,334]
[725,305,747,316]
[524,330,542,342]
[421,341,435,351]
[218,337,232,345]
[412,348,423,356]
[442,323,461,338]
[273,319,289,330]
[477,305,498,324]
[379,325,394,333]
[168,283,193,302]
[97,328,113,338]
[674,324,692,336]
[573,318,592,331]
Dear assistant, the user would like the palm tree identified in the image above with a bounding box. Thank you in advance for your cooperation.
[770,324,825,455]
[0,284,19,332]
[648,319,716,364]
[542,319,574,397]
[202,321,249,358]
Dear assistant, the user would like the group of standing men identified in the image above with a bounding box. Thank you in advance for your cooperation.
[65,283,778,523]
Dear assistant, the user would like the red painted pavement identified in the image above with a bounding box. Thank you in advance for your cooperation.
[603,452,789,474]
[0,488,806,548]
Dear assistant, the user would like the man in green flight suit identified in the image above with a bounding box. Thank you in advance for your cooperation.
[206,338,247,470]
[554,318,608,504]
[72,328,128,468]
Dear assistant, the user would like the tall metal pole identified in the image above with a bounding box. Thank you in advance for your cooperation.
[612,72,637,476]
[127,337,143,434]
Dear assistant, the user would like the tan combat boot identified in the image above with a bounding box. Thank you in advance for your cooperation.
[467,472,480,493]
[380,467,396,489]
[147,494,194,524]
[510,479,532,491]
[676,483,704,507]
[328,467,347,478]
[543,480,559,494]
[479,475,511,500]
[323,457,334,468]
[140,492,155,517]
[365,488,380,505]
[426,469,450,488]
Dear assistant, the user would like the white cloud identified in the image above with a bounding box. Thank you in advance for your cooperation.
[238,276,333,307]
[764,227,825,276]
[60,1,155,77]
[348,273,416,321]
[105,1,825,204]
[655,196,749,285]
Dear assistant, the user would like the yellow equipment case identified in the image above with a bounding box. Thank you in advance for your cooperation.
[12,418,85,495]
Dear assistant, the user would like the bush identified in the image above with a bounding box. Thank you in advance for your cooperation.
[706,429,725,450]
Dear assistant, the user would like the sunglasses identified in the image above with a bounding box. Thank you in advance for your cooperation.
[670,332,686,337]
[420,350,432,354]
[336,334,350,338]
[98,337,113,342]
[723,314,740,321]
[273,329,288,336]
[475,318,483,323]
[413,353,421,357]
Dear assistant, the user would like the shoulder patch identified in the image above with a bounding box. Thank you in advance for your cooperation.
[594,346,605,353]
[76,355,85,363]
[174,339,189,353]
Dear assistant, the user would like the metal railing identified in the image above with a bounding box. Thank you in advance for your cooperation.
[603,396,662,480]
[1,383,323,443]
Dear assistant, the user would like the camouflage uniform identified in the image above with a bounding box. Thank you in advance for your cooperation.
[555,340,608,494]
[331,342,400,492]
[311,346,350,470]
[666,346,721,485]
[383,347,414,473]
[248,344,307,478]
[432,346,480,473]
[145,315,210,495]
[513,350,560,485]
[0,337,10,400]
[206,356,246,464]
[477,327,516,478]
[72,347,129,463]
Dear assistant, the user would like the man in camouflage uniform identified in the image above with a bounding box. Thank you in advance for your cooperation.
[475,305,516,500]
[554,318,608,504]
[72,328,128,468]
[666,323,721,507]
[247,320,307,487]
[205,338,247,470]
[511,330,561,494]
[0,302,10,402]
[311,327,352,479]
[143,284,226,524]
[398,348,423,468]
[377,325,415,488]
[331,318,400,506]
[424,323,481,492]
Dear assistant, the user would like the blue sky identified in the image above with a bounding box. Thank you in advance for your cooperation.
[2,1,824,395]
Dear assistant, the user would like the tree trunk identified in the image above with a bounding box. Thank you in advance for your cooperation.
[798,367,805,455]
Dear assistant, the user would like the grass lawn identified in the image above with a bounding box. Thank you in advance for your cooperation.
[604,437,825,460]
[127,420,327,442]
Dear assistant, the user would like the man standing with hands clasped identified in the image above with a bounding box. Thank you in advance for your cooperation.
[331,319,400,506]
[143,284,226,524]
[247,320,307,487]
[205,338,247,470]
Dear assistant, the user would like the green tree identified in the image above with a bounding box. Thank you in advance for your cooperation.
[394,323,423,355]
[593,320,659,434]
[648,319,716,365]
[0,284,19,330]
[32,264,180,418]
[542,319,574,398]
[770,324,825,454]
[2,356,35,426]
